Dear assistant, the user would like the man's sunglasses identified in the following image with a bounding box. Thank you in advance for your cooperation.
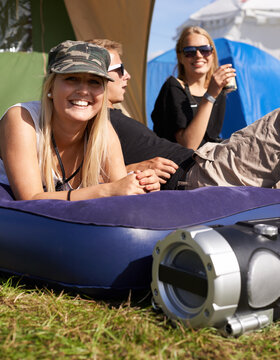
[182,45,213,58]
[108,63,124,76]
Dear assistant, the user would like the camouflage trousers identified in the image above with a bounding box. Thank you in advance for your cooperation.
[185,108,280,189]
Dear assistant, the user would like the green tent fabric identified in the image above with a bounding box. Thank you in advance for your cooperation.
[0,52,44,116]
[0,0,75,117]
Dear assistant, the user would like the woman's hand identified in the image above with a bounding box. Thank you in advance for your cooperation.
[135,169,161,192]
[207,64,236,98]
[111,170,160,196]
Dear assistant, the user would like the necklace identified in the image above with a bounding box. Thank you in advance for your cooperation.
[51,133,84,191]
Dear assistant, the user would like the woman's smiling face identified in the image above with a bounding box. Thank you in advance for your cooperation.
[180,33,214,80]
[51,73,105,124]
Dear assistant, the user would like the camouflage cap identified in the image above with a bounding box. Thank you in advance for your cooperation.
[47,40,114,81]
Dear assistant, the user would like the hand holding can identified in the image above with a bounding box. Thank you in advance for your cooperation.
[223,75,237,93]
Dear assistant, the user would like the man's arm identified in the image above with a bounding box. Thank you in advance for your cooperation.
[126,157,178,184]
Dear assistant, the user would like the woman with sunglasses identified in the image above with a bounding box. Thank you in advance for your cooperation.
[0,40,160,201]
[152,26,236,150]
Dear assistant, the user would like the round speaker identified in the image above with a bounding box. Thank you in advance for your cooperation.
[151,225,241,328]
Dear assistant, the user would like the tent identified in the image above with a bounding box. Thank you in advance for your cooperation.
[146,38,280,138]
[0,0,75,117]
[0,0,155,125]
[177,0,280,60]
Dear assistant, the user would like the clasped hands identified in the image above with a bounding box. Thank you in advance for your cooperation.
[126,157,178,185]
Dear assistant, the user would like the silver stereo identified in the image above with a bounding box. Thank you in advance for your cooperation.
[151,219,280,336]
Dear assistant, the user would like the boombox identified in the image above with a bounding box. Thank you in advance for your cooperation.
[151,218,280,336]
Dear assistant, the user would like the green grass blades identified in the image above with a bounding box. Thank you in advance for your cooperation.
[0,277,279,359]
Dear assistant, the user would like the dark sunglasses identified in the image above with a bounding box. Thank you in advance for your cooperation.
[182,45,213,58]
[108,63,125,76]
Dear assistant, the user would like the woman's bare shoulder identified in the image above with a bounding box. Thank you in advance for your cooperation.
[1,104,36,131]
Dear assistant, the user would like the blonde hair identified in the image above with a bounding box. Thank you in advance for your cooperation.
[176,26,218,86]
[86,39,123,56]
[40,73,109,192]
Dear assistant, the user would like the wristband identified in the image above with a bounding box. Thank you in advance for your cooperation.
[204,92,216,104]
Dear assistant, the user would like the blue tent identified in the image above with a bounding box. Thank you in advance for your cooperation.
[146,38,280,138]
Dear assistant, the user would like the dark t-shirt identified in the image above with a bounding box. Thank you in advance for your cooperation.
[151,76,226,147]
[110,108,194,190]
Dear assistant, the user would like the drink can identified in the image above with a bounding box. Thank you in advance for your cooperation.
[224,76,237,92]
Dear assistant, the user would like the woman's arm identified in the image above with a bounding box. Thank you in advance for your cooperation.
[176,64,236,150]
[0,106,46,200]
[175,97,214,150]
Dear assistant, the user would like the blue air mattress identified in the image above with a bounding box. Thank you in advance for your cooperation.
[0,183,279,296]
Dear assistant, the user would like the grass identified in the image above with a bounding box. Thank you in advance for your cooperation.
[0,277,279,359]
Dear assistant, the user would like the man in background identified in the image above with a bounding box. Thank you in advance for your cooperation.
[88,39,194,190]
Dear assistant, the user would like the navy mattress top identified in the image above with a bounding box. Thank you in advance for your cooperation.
[0,184,279,230]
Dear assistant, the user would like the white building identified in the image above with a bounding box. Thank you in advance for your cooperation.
[177,0,280,59]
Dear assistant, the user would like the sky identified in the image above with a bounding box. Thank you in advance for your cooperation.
[148,0,213,60]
